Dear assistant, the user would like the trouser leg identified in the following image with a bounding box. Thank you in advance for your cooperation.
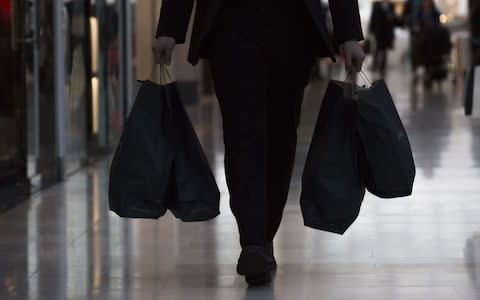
[265,86,304,241]
[265,53,315,241]
[379,48,387,75]
[208,29,316,247]
[209,33,269,247]
[373,45,380,70]
[410,34,419,74]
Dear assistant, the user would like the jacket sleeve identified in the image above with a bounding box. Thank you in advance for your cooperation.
[328,0,364,44]
[155,0,194,44]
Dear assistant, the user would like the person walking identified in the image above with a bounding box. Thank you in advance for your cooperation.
[402,0,441,83]
[470,0,480,65]
[152,0,365,285]
[369,0,397,76]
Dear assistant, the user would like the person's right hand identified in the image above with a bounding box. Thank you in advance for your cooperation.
[152,36,176,65]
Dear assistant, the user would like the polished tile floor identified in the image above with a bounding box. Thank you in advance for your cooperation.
[2,64,480,300]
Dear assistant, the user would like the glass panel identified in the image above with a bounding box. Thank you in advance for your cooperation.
[104,0,123,147]
[64,0,89,173]
[25,0,40,177]
[36,0,60,179]
[91,0,123,149]
[128,0,137,113]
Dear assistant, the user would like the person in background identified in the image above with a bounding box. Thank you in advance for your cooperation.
[469,0,480,65]
[418,0,440,27]
[402,0,422,77]
[402,0,440,83]
[368,0,397,76]
[153,0,365,286]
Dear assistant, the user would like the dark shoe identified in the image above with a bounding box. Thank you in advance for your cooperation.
[265,242,277,271]
[246,272,272,285]
[237,245,272,285]
[237,245,269,275]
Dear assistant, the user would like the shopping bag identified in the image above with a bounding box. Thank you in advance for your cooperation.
[466,65,480,117]
[108,80,173,218]
[300,81,366,234]
[165,82,221,221]
[109,78,220,221]
[356,80,415,198]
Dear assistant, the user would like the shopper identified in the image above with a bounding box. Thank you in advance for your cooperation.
[152,0,365,285]
[369,0,397,76]
[402,0,441,83]
[469,0,480,64]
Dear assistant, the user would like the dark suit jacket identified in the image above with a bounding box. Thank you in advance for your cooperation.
[156,0,364,65]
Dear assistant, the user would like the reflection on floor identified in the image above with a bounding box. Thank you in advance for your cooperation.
[2,66,480,300]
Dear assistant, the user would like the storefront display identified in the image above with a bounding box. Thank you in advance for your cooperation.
[0,0,141,210]
[0,0,59,209]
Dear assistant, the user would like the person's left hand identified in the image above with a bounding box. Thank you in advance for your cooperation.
[341,40,366,72]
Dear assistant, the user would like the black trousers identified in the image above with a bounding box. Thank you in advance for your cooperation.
[373,47,388,75]
[208,29,316,247]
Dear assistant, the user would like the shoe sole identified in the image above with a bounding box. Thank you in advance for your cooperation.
[246,272,272,285]
[237,249,269,276]
[267,261,277,271]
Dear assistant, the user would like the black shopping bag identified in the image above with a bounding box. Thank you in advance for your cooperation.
[165,82,220,221]
[300,81,366,234]
[109,80,220,221]
[356,80,415,198]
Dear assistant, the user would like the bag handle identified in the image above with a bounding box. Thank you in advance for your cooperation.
[344,70,372,87]
[344,70,372,99]
[344,72,357,97]
[359,70,372,86]
[148,64,174,85]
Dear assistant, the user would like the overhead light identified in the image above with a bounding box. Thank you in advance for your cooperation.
[439,14,448,24]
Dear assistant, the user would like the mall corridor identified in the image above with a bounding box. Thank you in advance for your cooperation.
[1,63,480,300]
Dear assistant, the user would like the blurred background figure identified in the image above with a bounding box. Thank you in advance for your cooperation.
[470,0,480,65]
[418,0,441,27]
[416,0,451,88]
[368,0,398,77]
[402,0,423,82]
[403,0,451,87]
